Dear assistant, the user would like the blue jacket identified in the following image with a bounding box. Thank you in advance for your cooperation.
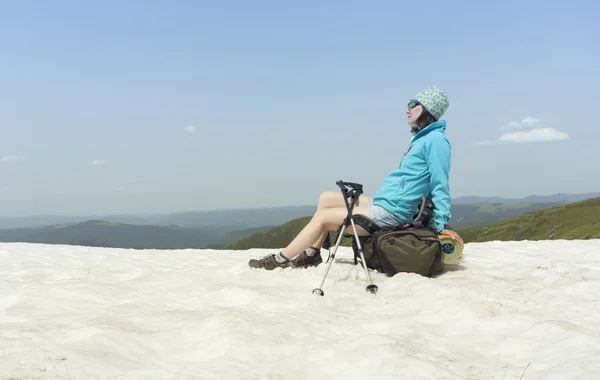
[372,120,452,232]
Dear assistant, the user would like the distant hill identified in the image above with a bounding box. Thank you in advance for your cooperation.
[452,192,600,205]
[0,205,316,230]
[458,197,600,242]
[0,220,270,249]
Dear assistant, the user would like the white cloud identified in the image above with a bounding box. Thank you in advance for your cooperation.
[184,125,197,133]
[476,117,569,145]
[91,160,105,166]
[501,117,541,130]
[521,117,540,126]
[499,128,569,143]
[1,156,19,163]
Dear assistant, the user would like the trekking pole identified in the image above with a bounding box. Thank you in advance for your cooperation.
[312,181,378,296]
[348,215,378,295]
[311,215,347,296]
[339,182,378,295]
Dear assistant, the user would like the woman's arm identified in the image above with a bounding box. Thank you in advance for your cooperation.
[425,134,452,233]
[425,134,464,243]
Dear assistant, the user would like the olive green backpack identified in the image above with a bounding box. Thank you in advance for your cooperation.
[352,225,443,277]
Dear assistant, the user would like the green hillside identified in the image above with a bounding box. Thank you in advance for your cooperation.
[226,198,600,249]
[449,201,564,229]
[226,216,315,250]
[458,197,600,242]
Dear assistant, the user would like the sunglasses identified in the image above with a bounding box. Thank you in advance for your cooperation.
[407,101,421,110]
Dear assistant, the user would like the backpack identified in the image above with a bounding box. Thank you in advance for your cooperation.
[350,197,444,277]
[352,224,443,277]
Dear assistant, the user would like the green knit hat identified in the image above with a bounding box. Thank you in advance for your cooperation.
[412,85,449,120]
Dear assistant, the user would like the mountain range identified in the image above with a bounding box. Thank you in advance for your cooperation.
[0,220,269,250]
[0,192,598,250]
[3,192,599,230]
[0,205,316,230]
[452,192,600,204]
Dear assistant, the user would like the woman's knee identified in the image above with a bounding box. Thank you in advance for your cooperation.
[316,190,370,211]
[316,207,369,232]
[312,208,328,223]
[317,191,343,209]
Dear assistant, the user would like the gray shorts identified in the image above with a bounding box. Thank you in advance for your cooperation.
[368,203,404,228]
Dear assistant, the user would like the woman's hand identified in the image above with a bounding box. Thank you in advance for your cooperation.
[440,228,464,246]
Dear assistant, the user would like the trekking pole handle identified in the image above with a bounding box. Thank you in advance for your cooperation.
[336,180,364,194]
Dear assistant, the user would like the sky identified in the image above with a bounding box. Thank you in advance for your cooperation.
[1,0,599,216]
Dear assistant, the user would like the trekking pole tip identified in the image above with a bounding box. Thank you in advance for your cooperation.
[312,288,325,296]
[366,284,378,294]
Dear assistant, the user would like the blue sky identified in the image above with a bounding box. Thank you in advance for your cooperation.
[1,0,598,216]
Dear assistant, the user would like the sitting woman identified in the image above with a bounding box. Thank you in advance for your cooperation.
[248,85,463,270]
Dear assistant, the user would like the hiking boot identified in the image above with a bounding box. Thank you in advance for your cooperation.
[290,250,323,268]
[248,253,290,270]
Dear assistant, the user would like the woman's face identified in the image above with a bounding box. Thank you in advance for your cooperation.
[406,101,423,126]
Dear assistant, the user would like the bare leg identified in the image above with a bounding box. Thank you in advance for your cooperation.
[281,205,371,260]
[311,191,371,249]
[247,191,373,269]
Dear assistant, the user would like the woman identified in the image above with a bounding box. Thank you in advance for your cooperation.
[248,85,463,270]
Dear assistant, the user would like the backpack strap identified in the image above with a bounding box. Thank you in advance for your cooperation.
[412,196,434,227]
[351,214,382,235]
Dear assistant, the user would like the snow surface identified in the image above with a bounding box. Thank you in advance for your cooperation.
[1,240,600,379]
